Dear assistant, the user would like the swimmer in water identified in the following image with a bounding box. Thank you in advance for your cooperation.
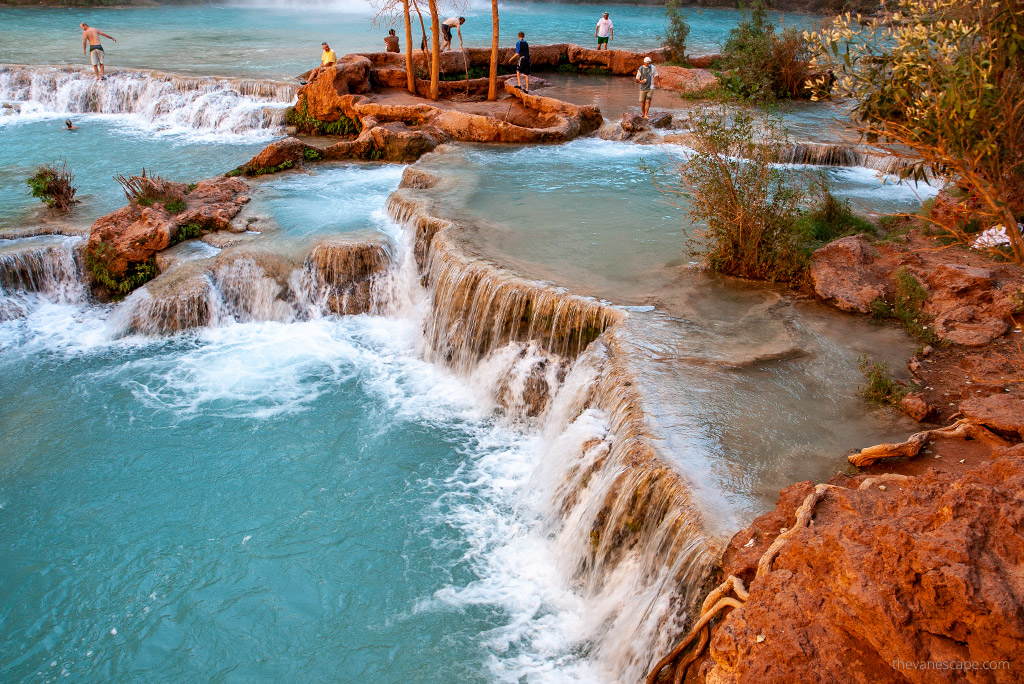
[65,119,78,130]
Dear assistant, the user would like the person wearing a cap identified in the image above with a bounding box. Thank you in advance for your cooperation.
[634,56,661,119]
[595,12,613,50]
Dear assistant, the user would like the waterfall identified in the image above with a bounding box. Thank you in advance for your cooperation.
[0,64,294,136]
[0,237,86,318]
[385,166,721,682]
[110,241,394,335]
[776,142,917,175]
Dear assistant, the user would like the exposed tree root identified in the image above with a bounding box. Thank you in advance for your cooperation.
[848,418,1010,467]
[645,472,918,683]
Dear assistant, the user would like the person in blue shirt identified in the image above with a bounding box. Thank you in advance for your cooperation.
[507,31,531,93]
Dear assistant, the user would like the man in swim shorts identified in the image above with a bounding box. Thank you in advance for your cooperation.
[635,56,660,119]
[507,31,530,93]
[595,13,613,50]
[80,23,116,81]
[441,16,465,52]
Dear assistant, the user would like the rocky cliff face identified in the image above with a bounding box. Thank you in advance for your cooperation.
[697,445,1024,683]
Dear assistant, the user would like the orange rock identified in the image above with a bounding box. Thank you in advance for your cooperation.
[657,65,718,94]
[705,450,1024,683]
[810,235,889,313]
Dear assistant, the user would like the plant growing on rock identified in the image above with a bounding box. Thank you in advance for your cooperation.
[663,1,691,64]
[805,0,1024,263]
[114,168,186,212]
[658,111,810,282]
[858,355,910,406]
[26,159,79,212]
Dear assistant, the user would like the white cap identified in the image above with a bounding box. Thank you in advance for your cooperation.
[643,57,652,63]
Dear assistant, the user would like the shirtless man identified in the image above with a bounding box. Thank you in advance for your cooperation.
[441,16,465,52]
[80,23,116,81]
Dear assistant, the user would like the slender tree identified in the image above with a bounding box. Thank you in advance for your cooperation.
[426,0,441,99]
[401,0,415,93]
[488,0,499,100]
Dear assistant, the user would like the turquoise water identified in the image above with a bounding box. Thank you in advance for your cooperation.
[0,3,821,78]
[0,117,267,231]
[251,163,405,240]
[0,308,600,682]
[451,139,938,300]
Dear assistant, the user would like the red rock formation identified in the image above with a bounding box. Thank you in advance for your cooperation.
[86,177,249,281]
[809,235,889,313]
[658,66,718,94]
[701,447,1024,683]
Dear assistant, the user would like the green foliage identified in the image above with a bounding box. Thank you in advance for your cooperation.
[286,96,360,136]
[303,147,323,161]
[719,2,812,102]
[164,198,186,214]
[663,111,810,283]
[870,267,942,343]
[806,0,1024,262]
[185,182,198,194]
[26,159,79,212]
[794,175,875,244]
[171,222,202,245]
[245,160,294,177]
[86,243,157,295]
[858,355,909,406]
[225,169,244,178]
[663,1,691,64]
[366,148,385,161]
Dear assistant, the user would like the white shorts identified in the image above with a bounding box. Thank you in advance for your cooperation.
[89,46,104,65]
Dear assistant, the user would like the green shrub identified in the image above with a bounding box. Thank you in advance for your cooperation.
[303,147,323,161]
[26,159,79,212]
[164,198,186,214]
[858,355,909,406]
[185,182,198,194]
[225,169,244,178]
[663,0,691,64]
[172,222,202,245]
[794,175,875,244]
[719,2,811,102]
[663,111,810,282]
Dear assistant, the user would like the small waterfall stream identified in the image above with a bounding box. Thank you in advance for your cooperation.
[0,64,294,135]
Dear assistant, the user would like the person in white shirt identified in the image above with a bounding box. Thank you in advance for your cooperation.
[635,56,661,119]
[595,12,613,50]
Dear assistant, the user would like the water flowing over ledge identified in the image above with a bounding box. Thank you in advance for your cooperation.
[386,164,722,682]
[0,64,294,137]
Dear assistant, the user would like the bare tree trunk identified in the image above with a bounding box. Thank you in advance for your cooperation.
[488,0,499,100]
[426,0,441,100]
[401,0,415,94]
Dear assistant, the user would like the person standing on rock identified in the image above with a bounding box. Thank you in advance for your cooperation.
[595,12,613,51]
[441,16,465,52]
[80,23,116,81]
[507,31,531,93]
[384,29,400,53]
[635,56,660,119]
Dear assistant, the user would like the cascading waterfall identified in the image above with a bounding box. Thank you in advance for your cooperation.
[385,169,722,681]
[776,141,915,175]
[0,64,294,135]
[0,237,86,318]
